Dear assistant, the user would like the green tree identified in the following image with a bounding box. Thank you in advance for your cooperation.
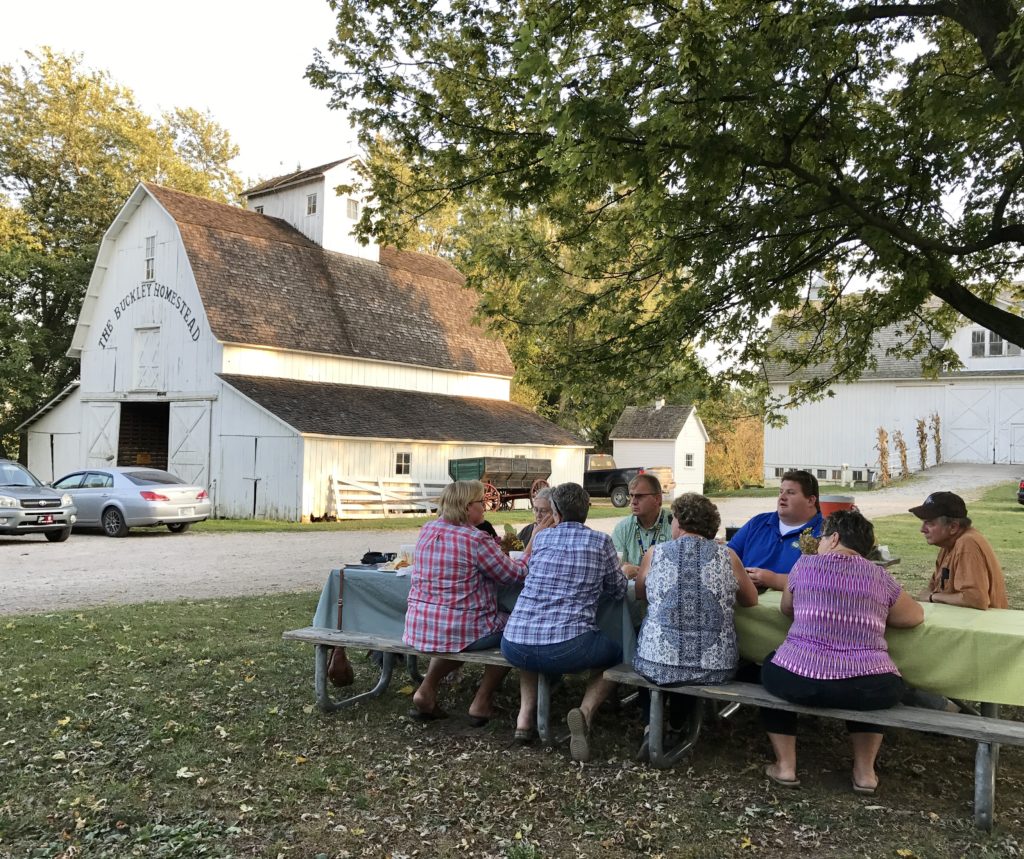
[311,0,1024,414]
[0,49,242,453]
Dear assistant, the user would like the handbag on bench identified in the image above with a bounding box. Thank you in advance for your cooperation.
[327,571,354,687]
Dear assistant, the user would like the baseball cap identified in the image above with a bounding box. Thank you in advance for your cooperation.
[908,492,968,520]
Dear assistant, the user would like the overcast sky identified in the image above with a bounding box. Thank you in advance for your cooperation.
[2,0,357,185]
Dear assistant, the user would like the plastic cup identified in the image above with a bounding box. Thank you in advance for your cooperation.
[819,495,855,518]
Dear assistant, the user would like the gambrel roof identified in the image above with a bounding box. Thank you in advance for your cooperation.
[219,375,585,446]
[69,183,514,378]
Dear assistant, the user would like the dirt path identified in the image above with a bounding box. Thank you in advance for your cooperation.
[1,463,1016,615]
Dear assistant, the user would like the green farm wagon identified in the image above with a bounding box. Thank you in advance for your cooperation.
[447,456,552,511]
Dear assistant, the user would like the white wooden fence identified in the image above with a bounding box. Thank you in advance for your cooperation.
[325,475,448,519]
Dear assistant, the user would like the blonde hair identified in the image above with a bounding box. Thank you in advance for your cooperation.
[438,480,485,524]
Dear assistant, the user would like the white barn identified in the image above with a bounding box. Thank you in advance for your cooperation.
[609,403,709,497]
[20,159,587,519]
[764,319,1024,482]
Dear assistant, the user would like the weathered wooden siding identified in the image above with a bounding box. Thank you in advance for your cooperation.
[220,345,510,400]
[78,195,223,399]
[675,416,707,494]
[301,437,586,520]
[24,389,83,482]
[212,383,302,519]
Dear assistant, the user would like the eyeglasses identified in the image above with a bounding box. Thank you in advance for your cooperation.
[469,499,485,507]
[628,493,655,501]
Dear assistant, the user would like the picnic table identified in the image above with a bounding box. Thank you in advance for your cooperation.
[312,566,639,661]
[735,591,1024,707]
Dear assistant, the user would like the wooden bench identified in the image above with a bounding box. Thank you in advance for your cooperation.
[283,627,561,742]
[604,664,1024,830]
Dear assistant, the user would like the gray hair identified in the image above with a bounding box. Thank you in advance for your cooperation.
[534,487,553,503]
[938,515,973,530]
[550,482,590,524]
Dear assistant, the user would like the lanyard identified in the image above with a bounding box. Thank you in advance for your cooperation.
[635,513,665,557]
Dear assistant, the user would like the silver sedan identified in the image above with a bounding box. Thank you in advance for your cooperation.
[53,468,211,537]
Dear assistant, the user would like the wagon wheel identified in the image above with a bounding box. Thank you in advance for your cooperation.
[482,483,502,512]
[529,479,550,508]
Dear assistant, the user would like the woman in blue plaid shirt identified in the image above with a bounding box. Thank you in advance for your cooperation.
[501,482,628,761]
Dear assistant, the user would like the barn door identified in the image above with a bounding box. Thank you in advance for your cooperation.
[945,387,994,463]
[84,403,119,467]
[168,402,211,486]
[1012,425,1024,465]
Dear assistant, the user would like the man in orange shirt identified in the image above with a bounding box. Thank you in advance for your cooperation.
[909,492,1009,610]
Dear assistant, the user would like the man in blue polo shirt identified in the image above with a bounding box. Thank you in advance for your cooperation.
[728,469,823,591]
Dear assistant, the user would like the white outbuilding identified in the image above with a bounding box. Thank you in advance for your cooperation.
[609,402,709,496]
[19,158,587,519]
[763,316,1024,483]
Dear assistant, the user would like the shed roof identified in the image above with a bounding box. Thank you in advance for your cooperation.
[610,405,695,439]
[219,375,586,446]
[145,184,514,377]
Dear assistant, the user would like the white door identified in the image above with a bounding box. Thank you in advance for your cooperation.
[997,388,1024,463]
[168,402,211,486]
[84,403,119,467]
[945,387,994,463]
[1012,425,1024,465]
[217,436,299,519]
[133,327,162,390]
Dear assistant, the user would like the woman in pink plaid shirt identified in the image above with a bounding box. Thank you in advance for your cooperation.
[405,480,542,722]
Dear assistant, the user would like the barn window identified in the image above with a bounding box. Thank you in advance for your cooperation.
[989,333,1005,356]
[685,453,694,467]
[144,235,155,281]
[346,198,360,219]
[971,330,985,357]
[773,467,783,477]
[395,452,410,475]
[831,469,842,480]
[254,205,264,214]
[852,469,864,481]
[816,468,827,479]
[306,193,317,215]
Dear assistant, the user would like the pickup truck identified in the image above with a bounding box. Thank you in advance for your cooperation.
[583,455,646,508]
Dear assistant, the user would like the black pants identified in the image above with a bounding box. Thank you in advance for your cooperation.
[760,657,905,736]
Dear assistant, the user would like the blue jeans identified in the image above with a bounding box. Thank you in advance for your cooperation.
[501,631,622,676]
[464,629,503,651]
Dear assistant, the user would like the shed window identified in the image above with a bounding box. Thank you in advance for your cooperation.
[144,235,155,281]
[685,453,694,468]
[254,205,263,214]
[395,452,410,475]
[852,469,864,482]
[306,193,318,215]
[816,468,826,479]
[773,467,783,477]
[346,198,360,219]
[831,469,842,480]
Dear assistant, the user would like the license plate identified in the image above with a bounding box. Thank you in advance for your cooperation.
[37,514,55,525]
[179,507,194,517]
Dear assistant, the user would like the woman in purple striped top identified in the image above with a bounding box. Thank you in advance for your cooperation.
[761,510,923,794]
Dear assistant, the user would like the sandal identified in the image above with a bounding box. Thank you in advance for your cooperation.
[852,779,877,796]
[567,708,592,763]
[407,707,449,722]
[513,727,537,744]
[765,764,801,788]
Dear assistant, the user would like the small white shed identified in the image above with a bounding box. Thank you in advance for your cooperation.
[610,403,709,497]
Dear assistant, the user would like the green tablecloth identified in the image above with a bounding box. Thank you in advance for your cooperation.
[735,591,1024,707]
[313,566,639,662]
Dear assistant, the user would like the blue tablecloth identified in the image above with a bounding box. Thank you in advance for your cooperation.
[313,566,639,662]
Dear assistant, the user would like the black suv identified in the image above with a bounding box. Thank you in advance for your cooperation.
[0,459,77,542]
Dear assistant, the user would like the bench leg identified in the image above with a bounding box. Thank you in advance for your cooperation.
[537,674,553,744]
[649,690,704,769]
[315,645,395,712]
[974,703,1001,831]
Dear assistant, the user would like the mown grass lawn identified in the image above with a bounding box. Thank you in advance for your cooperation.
[2,486,1022,857]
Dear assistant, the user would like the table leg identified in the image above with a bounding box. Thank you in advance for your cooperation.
[315,645,395,712]
[537,674,552,744]
[649,691,703,769]
[974,703,1001,831]
[407,655,424,684]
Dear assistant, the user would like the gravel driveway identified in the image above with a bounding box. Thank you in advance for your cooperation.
[2,463,1017,616]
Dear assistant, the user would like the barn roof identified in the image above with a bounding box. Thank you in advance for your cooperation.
[243,158,353,197]
[610,405,695,440]
[219,375,586,446]
[144,184,514,377]
[763,321,927,382]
